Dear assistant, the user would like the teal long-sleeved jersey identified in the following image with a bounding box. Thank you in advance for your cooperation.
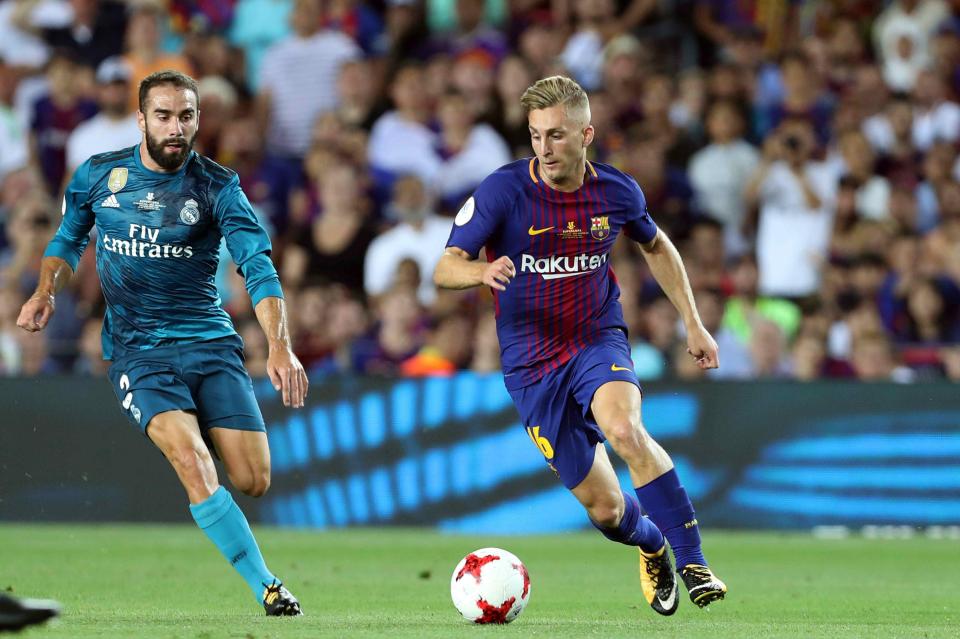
[45,144,283,360]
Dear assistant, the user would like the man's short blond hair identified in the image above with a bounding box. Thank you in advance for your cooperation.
[520,75,590,122]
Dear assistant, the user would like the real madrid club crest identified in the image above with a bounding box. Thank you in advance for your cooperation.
[107,168,128,193]
[591,216,610,241]
[180,199,200,225]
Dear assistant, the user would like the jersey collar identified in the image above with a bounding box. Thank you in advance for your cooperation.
[527,157,599,187]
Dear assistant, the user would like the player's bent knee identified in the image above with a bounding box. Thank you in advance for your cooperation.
[227,470,252,494]
[231,469,270,498]
[605,418,645,453]
[583,490,625,528]
[245,472,271,498]
[253,471,271,497]
[588,502,624,528]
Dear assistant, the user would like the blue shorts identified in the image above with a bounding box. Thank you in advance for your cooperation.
[507,330,640,490]
[106,335,266,440]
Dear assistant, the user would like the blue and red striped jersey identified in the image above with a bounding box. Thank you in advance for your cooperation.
[446,157,658,390]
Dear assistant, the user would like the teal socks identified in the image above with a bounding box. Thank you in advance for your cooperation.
[189,486,277,602]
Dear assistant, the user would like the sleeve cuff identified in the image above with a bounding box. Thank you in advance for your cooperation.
[43,241,81,271]
[249,278,284,307]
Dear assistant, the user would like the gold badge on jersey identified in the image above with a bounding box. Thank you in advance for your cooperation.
[108,168,128,193]
[591,216,610,240]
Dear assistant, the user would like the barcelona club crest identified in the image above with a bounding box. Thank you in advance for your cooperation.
[590,216,610,240]
[107,168,128,193]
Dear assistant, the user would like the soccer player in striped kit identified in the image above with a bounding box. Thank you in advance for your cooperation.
[435,76,727,615]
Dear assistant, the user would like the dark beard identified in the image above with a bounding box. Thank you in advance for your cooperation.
[145,128,195,171]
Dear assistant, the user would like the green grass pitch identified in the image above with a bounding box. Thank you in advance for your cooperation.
[1,524,957,639]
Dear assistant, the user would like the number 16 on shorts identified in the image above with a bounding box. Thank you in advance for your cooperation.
[526,426,554,459]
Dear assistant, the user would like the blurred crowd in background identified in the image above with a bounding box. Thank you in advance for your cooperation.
[1,0,960,382]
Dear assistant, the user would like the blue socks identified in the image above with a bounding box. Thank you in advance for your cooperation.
[591,490,664,553]
[189,486,277,603]
[635,468,706,569]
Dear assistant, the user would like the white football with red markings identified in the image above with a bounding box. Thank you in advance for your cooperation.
[450,547,531,624]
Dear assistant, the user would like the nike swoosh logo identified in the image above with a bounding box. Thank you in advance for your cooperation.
[611,364,631,372]
[528,226,554,236]
[658,585,677,610]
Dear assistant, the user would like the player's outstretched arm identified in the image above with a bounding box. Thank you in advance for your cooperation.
[434,247,516,291]
[16,257,74,332]
[254,296,308,408]
[638,230,720,370]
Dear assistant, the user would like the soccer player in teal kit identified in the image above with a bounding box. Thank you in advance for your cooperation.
[17,71,306,616]
[435,76,727,615]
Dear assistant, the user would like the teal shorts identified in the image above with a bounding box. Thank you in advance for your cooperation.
[107,335,266,437]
